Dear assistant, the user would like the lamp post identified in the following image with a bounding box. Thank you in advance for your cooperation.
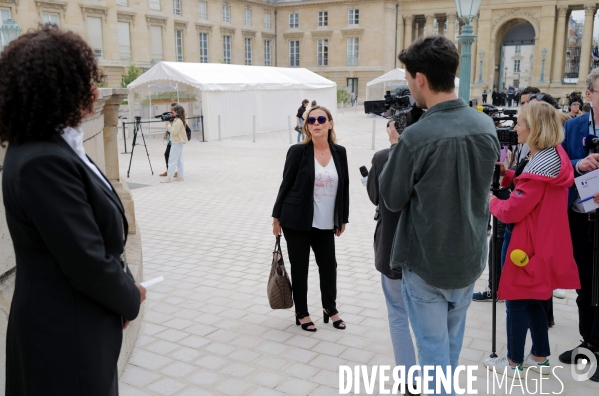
[504,67,508,89]
[455,0,483,102]
[540,47,547,83]
[478,50,485,83]
[0,19,22,51]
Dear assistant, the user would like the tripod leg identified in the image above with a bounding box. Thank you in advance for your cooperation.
[139,125,154,175]
[127,127,138,178]
[490,215,499,358]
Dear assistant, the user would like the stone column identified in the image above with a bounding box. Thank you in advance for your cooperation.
[414,19,419,40]
[578,4,597,81]
[447,13,456,45]
[438,17,446,35]
[397,14,405,54]
[425,14,434,36]
[551,7,569,83]
[404,16,412,49]
[471,17,479,83]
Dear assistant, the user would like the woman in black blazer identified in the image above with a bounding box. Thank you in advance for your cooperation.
[0,26,144,396]
[272,106,349,332]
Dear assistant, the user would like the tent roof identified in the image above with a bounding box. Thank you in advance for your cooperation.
[127,62,336,91]
[366,68,460,88]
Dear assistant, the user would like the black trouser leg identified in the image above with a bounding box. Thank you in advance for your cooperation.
[164,143,171,169]
[569,211,599,346]
[310,228,338,312]
[541,298,554,324]
[282,227,311,314]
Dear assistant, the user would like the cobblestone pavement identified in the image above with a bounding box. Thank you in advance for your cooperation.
[117,108,599,395]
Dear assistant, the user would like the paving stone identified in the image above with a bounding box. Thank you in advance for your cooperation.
[121,365,162,388]
[214,378,255,395]
[146,378,187,395]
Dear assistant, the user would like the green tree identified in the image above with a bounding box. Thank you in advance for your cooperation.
[122,64,141,88]
[337,89,351,104]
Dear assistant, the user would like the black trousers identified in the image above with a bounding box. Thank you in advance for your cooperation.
[164,143,171,169]
[487,219,505,291]
[282,227,337,314]
[569,210,599,346]
[482,96,487,104]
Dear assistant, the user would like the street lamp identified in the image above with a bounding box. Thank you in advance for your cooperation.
[478,50,485,83]
[504,67,508,89]
[455,0,483,102]
[0,19,22,51]
[540,48,547,83]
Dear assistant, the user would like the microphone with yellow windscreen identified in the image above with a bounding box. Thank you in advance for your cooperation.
[510,249,529,267]
[475,106,484,112]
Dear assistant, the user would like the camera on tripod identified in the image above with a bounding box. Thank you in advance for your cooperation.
[155,112,175,122]
[363,85,424,134]
[477,106,519,146]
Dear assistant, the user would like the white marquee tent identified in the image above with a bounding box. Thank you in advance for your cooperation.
[365,68,460,101]
[127,62,337,140]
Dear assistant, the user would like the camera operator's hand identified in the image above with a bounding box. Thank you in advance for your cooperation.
[387,121,400,145]
[495,162,506,177]
[577,153,599,173]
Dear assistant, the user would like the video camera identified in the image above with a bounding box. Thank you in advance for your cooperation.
[364,85,424,134]
[155,112,175,122]
[477,106,519,146]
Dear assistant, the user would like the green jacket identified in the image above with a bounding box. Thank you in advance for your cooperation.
[379,98,500,289]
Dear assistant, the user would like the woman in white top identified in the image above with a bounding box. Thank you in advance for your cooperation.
[161,104,188,183]
[272,106,350,332]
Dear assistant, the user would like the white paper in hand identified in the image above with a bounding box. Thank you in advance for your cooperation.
[575,168,599,212]
[140,276,164,288]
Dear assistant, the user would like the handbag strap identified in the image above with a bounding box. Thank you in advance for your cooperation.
[274,236,283,256]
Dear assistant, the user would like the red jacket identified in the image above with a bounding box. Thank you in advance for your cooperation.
[490,145,580,300]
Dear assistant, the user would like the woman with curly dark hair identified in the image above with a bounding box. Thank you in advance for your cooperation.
[0,26,145,396]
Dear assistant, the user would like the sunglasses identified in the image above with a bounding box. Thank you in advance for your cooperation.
[307,116,328,125]
[527,93,545,102]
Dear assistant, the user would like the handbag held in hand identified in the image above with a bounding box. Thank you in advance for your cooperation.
[267,236,294,309]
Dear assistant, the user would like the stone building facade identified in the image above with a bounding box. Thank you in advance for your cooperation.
[0,0,598,102]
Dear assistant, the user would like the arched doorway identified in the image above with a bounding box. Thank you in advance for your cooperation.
[494,19,535,91]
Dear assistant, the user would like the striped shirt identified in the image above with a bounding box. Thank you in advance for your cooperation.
[523,147,561,178]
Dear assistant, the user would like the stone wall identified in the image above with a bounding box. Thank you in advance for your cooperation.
[0,88,143,389]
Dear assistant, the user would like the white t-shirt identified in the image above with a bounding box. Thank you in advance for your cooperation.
[312,157,338,230]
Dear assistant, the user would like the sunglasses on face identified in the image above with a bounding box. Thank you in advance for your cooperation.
[307,116,328,125]
[527,93,545,102]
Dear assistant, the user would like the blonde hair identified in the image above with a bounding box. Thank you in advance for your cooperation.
[300,105,337,144]
[558,112,572,125]
[519,101,564,150]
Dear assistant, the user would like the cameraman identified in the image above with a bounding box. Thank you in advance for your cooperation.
[367,120,417,389]
[160,104,188,183]
[379,36,500,389]
[159,102,191,177]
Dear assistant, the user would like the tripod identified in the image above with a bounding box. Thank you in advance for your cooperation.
[127,116,154,178]
[489,163,501,359]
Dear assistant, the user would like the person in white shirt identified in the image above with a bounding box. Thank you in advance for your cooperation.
[161,104,188,183]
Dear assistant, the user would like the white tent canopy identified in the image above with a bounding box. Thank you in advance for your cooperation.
[365,68,460,101]
[127,62,337,140]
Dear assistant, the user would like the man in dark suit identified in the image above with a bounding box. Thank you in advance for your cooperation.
[559,68,599,382]
[367,120,417,390]
[492,88,498,106]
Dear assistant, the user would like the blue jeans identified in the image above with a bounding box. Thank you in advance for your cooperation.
[297,118,304,142]
[402,268,474,396]
[381,274,417,369]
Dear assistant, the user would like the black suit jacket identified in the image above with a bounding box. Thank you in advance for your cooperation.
[367,148,401,279]
[2,136,140,396]
[272,141,349,231]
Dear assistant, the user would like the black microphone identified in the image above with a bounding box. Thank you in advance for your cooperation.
[359,166,368,186]
[583,134,599,149]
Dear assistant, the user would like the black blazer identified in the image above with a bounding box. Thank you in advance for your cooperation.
[367,148,401,279]
[2,136,141,396]
[272,141,349,231]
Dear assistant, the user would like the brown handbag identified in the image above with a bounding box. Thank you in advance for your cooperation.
[267,236,294,309]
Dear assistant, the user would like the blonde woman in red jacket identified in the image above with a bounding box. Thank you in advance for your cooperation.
[485,101,581,376]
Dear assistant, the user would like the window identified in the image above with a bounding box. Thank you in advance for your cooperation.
[347,37,359,66]
[245,38,252,65]
[117,22,131,61]
[318,11,328,27]
[348,9,359,25]
[245,9,251,26]
[290,40,299,67]
[289,13,299,28]
[150,25,163,61]
[86,17,104,58]
[264,13,271,29]
[116,0,128,5]
[199,32,209,63]
[223,5,230,23]
[0,8,11,49]
[515,45,521,54]
[223,35,231,64]
[149,0,160,11]
[42,12,60,26]
[173,0,181,16]
[264,40,271,66]
[175,30,183,62]
[317,39,328,66]
[514,59,521,72]
[198,1,207,19]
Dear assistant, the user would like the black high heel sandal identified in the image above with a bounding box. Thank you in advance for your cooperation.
[295,312,317,332]
[323,309,346,330]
